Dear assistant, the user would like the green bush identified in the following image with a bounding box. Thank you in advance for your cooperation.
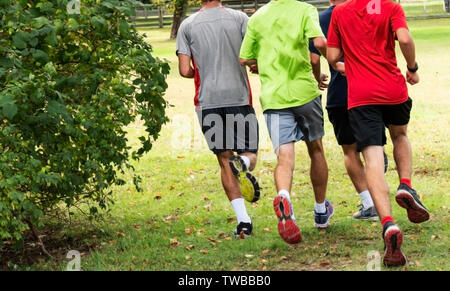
[0,0,170,243]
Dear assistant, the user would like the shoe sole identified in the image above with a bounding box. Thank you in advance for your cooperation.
[383,227,407,267]
[273,195,302,244]
[314,209,334,229]
[239,173,261,203]
[395,191,430,224]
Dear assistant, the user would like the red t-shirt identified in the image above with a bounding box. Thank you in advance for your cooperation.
[327,0,409,109]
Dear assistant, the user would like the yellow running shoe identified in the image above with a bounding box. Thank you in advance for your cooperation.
[229,155,260,203]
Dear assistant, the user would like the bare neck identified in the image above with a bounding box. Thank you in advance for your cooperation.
[202,1,221,9]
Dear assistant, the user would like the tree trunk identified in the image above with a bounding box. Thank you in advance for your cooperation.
[170,1,188,40]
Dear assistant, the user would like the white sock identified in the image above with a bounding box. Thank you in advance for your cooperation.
[240,155,251,171]
[231,198,251,224]
[315,202,326,214]
[278,189,291,201]
[359,190,374,210]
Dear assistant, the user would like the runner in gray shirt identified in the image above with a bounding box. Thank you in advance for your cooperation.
[176,0,260,238]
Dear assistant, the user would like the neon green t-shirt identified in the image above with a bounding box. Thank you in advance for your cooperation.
[240,0,324,111]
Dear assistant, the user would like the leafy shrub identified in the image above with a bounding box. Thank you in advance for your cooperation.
[0,0,170,243]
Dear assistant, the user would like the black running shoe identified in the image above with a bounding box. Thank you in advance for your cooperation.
[229,155,260,203]
[395,183,430,224]
[233,222,253,239]
[382,221,407,267]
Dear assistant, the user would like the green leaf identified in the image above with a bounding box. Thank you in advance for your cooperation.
[2,102,18,120]
[0,56,13,68]
[44,30,58,46]
[12,32,29,49]
[33,16,51,28]
[91,16,107,31]
[67,18,79,30]
[32,50,49,64]
[118,19,129,36]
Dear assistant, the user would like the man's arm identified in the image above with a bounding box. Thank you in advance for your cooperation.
[178,54,195,78]
[310,52,328,90]
[312,36,327,58]
[327,47,345,76]
[396,27,419,85]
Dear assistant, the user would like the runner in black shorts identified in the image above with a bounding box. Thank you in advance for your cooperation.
[327,0,430,266]
[309,0,380,221]
[176,0,260,238]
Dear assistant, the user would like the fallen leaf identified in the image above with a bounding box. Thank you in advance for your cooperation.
[177,192,184,197]
[227,217,235,223]
[185,255,190,260]
[204,202,212,211]
[117,232,126,238]
[263,228,271,232]
[185,228,191,235]
[169,186,175,190]
[133,224,141,230]
[320,260,330,266]
[262,249,270,255]
[202,195,210,201]
[200,250,209,254]
[170,237,180,248]
[245,254,254,258]
[218,233,227,239]
[207,237,217,243]
[185,245,195,251]
[154,193,162,200]
[259,259,267,265]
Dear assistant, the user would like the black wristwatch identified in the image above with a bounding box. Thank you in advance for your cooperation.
[407,62,419,73]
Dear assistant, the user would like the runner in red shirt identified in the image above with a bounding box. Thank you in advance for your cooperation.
[327,0,430,267]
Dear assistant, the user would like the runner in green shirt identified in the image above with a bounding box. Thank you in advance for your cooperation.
[239,0,333,245]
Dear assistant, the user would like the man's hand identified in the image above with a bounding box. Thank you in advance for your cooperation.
[250,64,259,74]
[318,73,328,90]
[335,62,346,76]
[406,71,419,85]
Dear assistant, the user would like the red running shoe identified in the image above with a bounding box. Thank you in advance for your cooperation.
[273,194,302,244]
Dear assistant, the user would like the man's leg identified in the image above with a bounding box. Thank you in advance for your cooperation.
[361,146,391,220]
[216,150,252,237]
[390,124,430,223]
[349,106,406,266]
[305,138,328,205]
[389,125,412,183]
[274,143,295,192]
[272,142,302,244]
[342,144,368,193]
[305,138,334,228]
[342,144,377,220]
[217,150,242,202]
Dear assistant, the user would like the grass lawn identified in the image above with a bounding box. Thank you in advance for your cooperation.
[14,18,450,271]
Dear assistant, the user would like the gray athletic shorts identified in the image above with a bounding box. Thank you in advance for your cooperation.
[264,96,325,152]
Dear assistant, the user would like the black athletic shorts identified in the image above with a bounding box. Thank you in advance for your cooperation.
[197,105,259,155]
[349,98,412,152]
[328,107,387,146]
[327,107,356,146]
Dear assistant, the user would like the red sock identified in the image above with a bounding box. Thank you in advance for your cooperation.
[381,216,394,226]
[400,178,412,188]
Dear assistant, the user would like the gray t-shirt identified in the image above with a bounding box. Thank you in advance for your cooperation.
[176,6,252,110]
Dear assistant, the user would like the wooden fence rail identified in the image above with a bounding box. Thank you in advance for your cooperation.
[130,0,449,29]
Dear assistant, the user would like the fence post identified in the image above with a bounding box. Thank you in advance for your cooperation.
[158,6,164,29]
